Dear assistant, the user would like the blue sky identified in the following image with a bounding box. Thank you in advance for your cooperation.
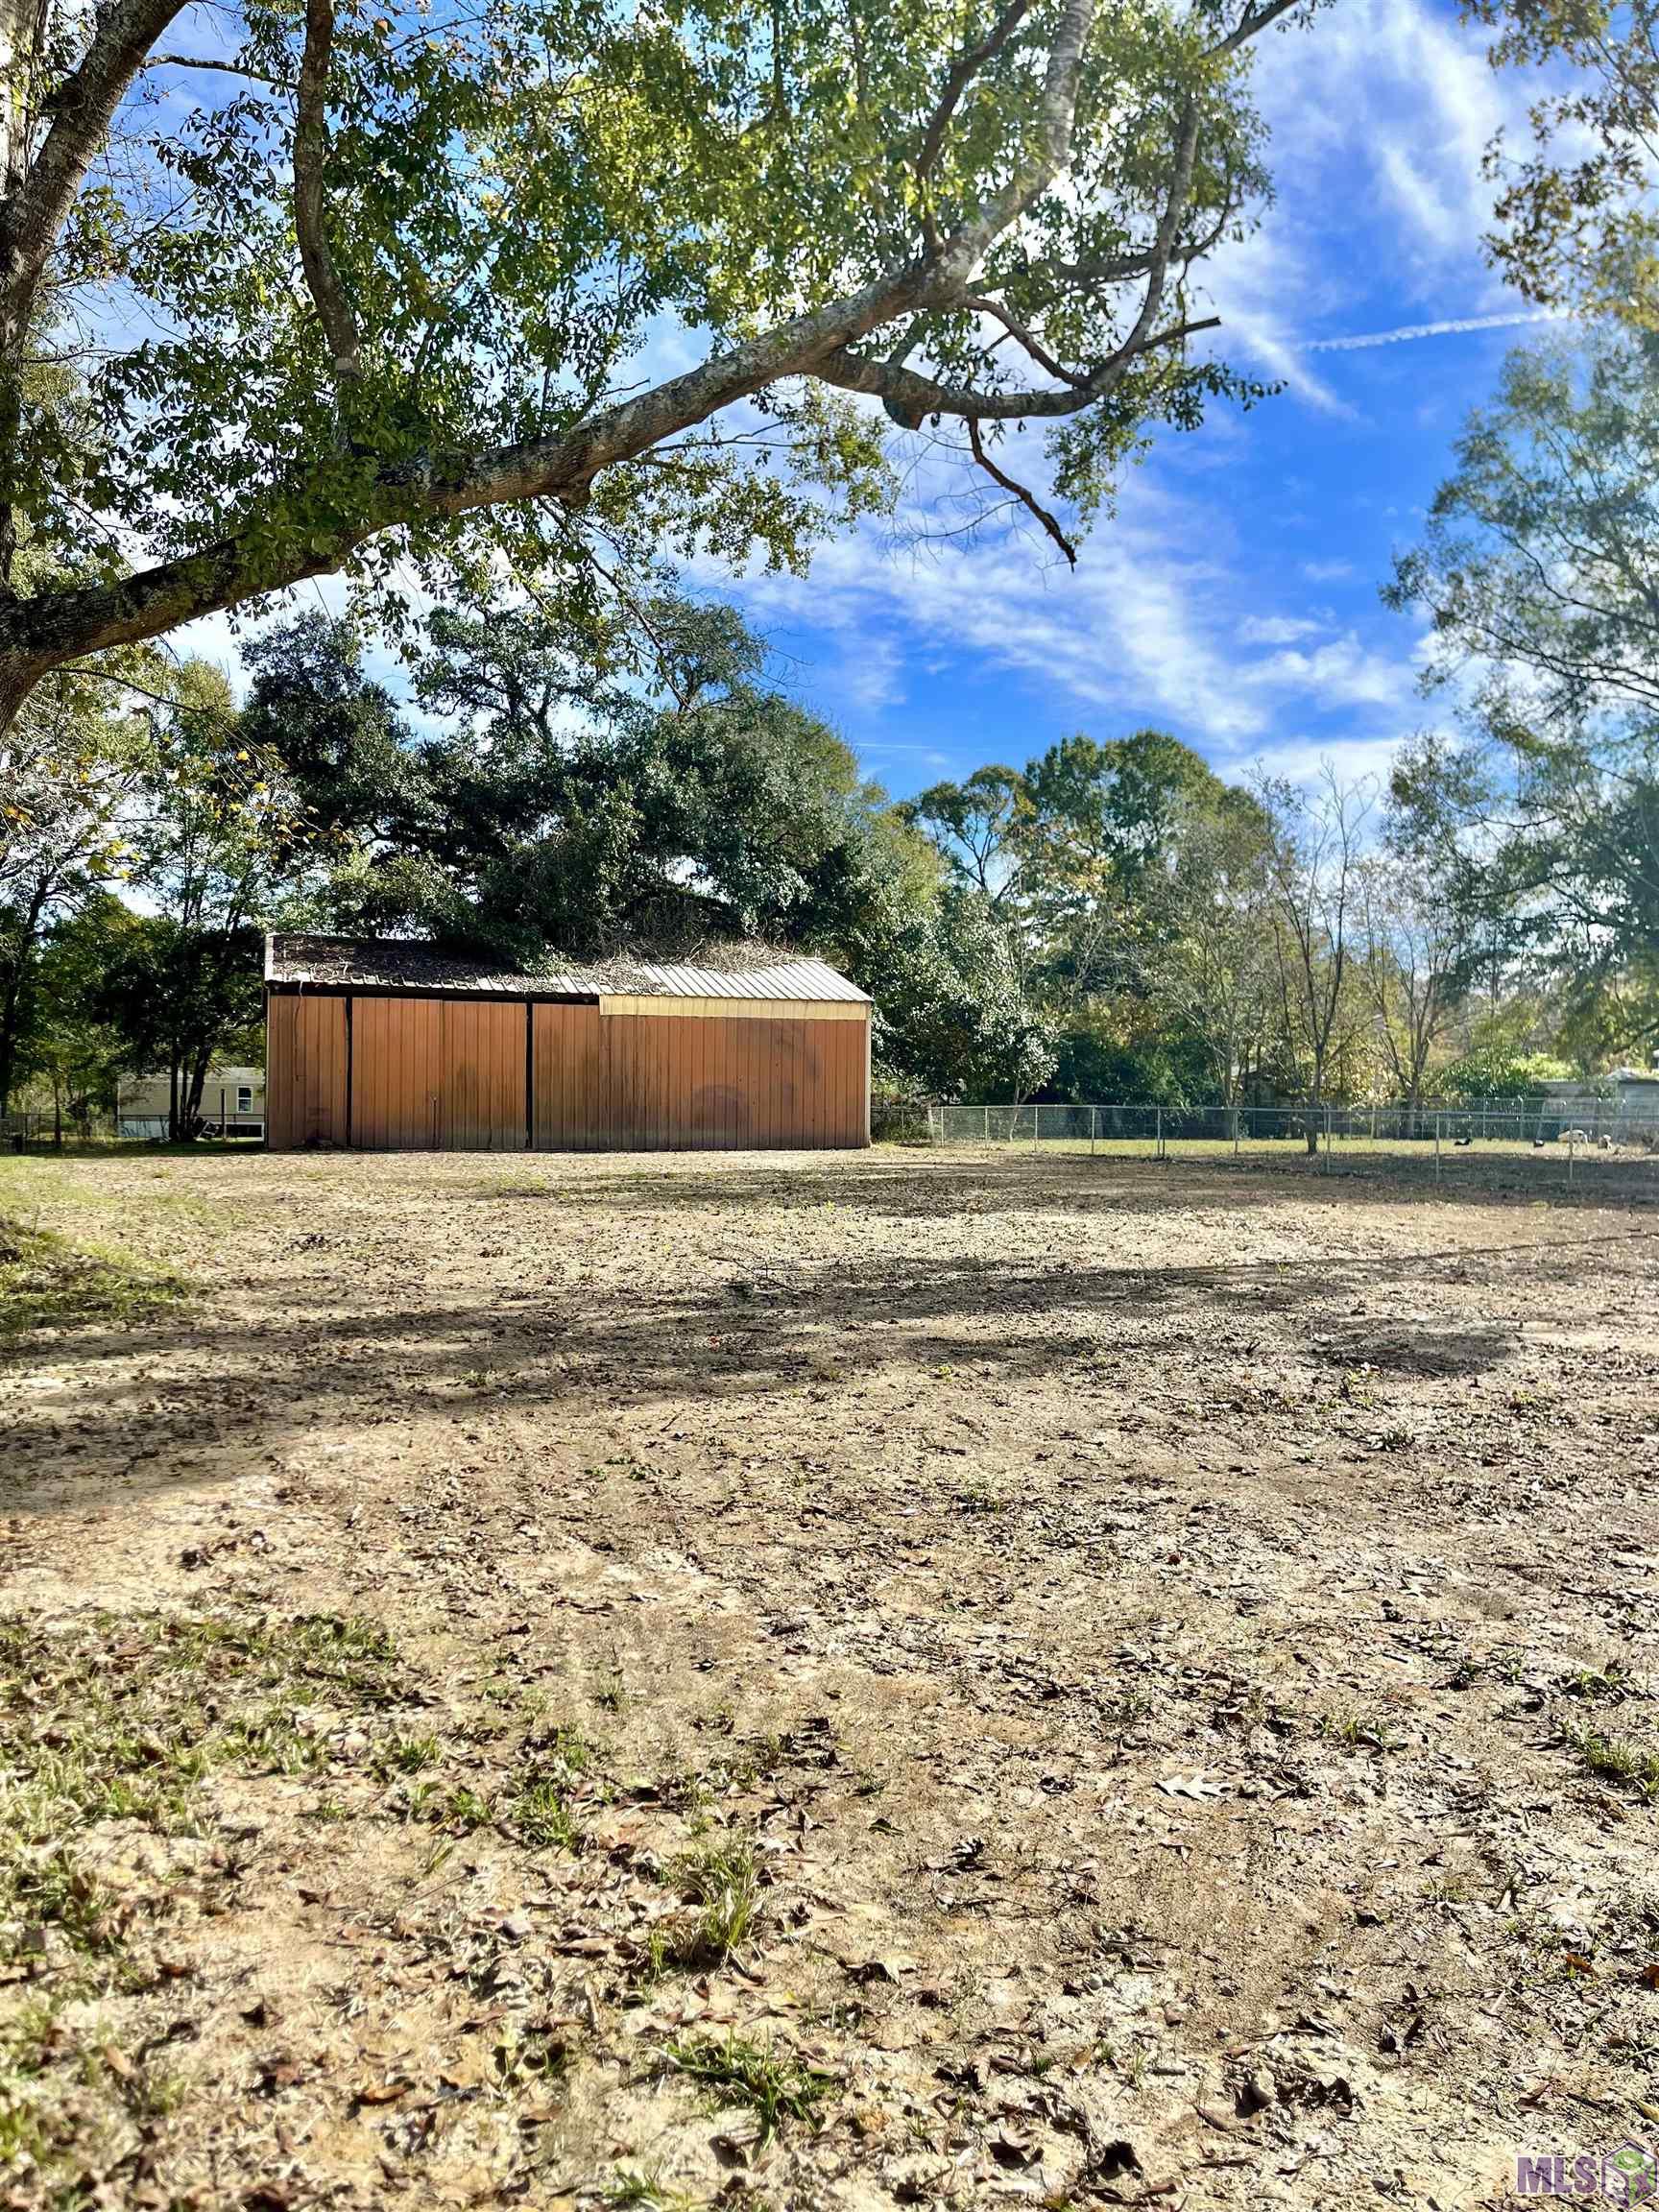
[176,0,1554,805]
[704,0,1557,805]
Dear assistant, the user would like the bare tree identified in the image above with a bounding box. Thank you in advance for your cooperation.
[1357,852,1477,1129]
[1257,765,1375,1154]
[1146,804,1279,1106]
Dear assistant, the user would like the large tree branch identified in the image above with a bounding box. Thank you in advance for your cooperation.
[0,0,188,325]
[0,281,1228,711]
[144,51,297,90]
[967,418,1077,564]
[294,0,364,392]
[963,293,1090,385]
[927,0,1097,292]
[815,314,1215,425]
[0,0,1298,718]
[0,0,190,592]
[0,255,931,694]
[1205,0,1304,58]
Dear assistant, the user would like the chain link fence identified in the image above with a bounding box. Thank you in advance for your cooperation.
[3,1110,265,1150]
[921,1099,1659,1197]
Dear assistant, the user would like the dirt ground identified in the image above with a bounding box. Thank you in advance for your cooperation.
[3,1144,1659,2212]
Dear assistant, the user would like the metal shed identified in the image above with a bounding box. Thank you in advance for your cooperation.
[263,935,872,1153]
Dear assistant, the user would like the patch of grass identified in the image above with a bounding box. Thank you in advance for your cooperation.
[1315,1707,1403,1754]
[595,1669,628,1714]
[664,2032,836,2143]
[158,1611,401,1705]
[1567,1726,1659,1803]
[602,2166,699,2210]
[3,1845,125,1957]
[1098,1687,1154,1734]
[219,1706,330,1774]
[957,1479,1004,1516]
[669,1835,762,1967]
[434,1784,494,1833]
[379,1729,442,1774]
[0,1215,187,1338]
[0,2005,58,2172]
[514,1777,582,1853]
[11,1738,206,1841]
[1561,1660,1633,1704]
[0,1608,415,1974]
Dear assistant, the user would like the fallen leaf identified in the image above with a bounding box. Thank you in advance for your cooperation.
[1158,1770,1226,1801]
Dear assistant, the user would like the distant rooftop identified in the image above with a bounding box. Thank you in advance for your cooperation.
[264,933,870,1005]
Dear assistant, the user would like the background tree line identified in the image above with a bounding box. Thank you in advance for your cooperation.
[6,422,1654,1140]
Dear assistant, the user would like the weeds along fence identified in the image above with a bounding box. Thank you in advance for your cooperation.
[920,1099,1659,1197]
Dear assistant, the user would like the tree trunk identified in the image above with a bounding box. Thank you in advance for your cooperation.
[167,1057,180,1142]
[0,874,48,1113]
[184,1053,209,1132]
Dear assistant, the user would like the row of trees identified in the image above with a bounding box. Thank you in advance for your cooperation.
[904,736,1508,1122]
[7,499,1647,1141]
[3,590,1056,1133]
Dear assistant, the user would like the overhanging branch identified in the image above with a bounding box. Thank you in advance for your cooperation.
[968,419,1077,565]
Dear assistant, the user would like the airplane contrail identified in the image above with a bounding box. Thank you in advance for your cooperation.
[1300,308,1571,353]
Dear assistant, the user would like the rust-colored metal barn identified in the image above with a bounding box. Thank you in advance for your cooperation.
[263,935,872,1153]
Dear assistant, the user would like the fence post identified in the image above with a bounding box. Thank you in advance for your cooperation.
[983,1104,990,1149]
[1033,1103,1041,1150]
[1435,1115,1442,1184]
[1568,1126,1575,1190]
[1155,1104,1163,1162]
[1091,1105,1097,1159]
[1233,1106,1240,1159]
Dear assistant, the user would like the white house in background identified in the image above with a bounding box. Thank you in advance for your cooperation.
[1609,1067,1659,1115]
[117,1066,266,1139]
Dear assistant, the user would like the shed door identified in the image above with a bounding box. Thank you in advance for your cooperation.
[266,993,348,1150]
[438,1001,527,1151]
[352,998,527,1151]
[352,998,443,1149]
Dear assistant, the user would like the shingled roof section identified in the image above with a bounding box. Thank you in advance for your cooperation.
[264,934,871,1005]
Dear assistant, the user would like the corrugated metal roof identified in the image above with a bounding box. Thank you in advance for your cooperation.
[265,934,871,1004]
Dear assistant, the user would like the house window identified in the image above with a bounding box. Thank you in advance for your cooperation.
[237,1087,252,1114]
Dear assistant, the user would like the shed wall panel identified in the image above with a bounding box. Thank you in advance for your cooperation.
[533,1002,600,1149]
[265,993,348,1150]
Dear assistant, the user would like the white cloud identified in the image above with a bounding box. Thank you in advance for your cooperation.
[724,458,1425,770]
[1247,733,1404,789]
[1238,614,1323,646]
[1201,0,1549,404]
[1243,632,1413,715]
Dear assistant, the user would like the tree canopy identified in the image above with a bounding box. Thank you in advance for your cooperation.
[1466,0,1659,320]
[1388,327,1659,1057]
[0,0,1323,729]
[241,606,941,967]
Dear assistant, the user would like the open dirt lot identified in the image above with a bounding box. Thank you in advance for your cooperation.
[3,1145,1659,2210]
